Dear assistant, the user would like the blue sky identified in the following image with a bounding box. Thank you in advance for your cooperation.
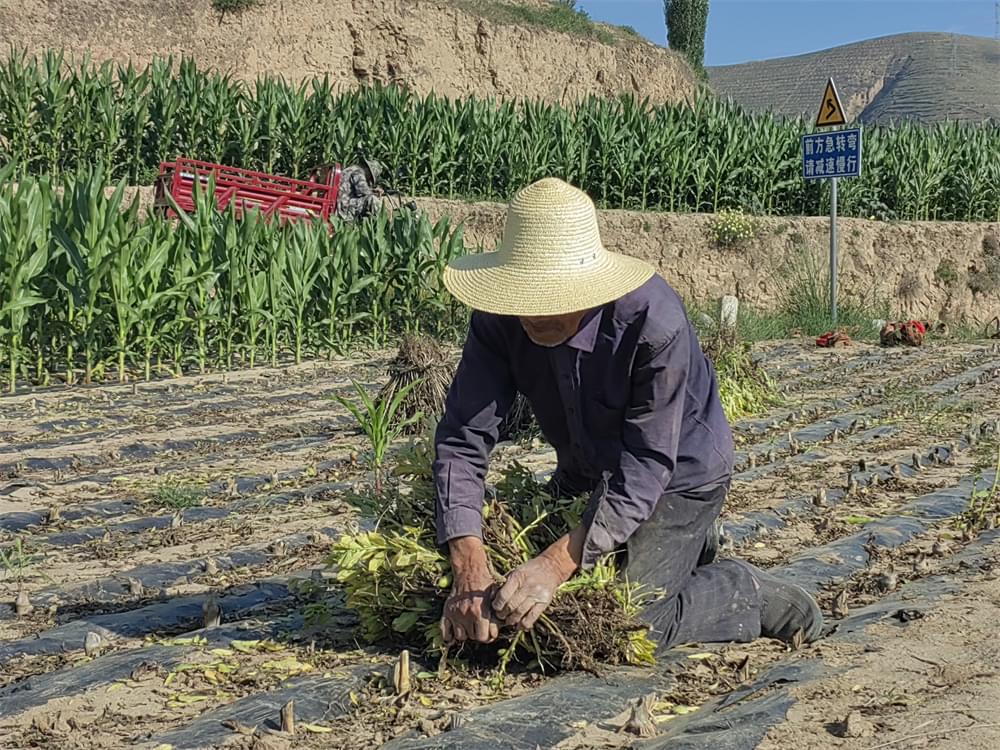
[576,1,998,66]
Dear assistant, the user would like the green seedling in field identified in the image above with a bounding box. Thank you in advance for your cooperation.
[0,537,44,592]
[391,415,438,481]
[152,482,206,510]
[333,378,424,495]
[955,446,1000,536]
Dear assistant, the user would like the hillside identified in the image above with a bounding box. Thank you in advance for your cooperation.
[0,0,696,106]
[709,32,1000,123]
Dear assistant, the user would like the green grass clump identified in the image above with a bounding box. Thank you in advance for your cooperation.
[934,259,958,285]
[727,250,889,341]
[968,257,1000,295]
[955,446,1000,536]
[709,209,758,248]
[702,331,781,421]
[152,482,206,510]
[451,0,616,44]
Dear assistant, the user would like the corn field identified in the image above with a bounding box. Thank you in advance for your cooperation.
[0,164,467,392]
[2,50,998,222]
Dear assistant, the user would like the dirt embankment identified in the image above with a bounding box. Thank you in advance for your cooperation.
[0,0,696,106]
[417,198,1000,326]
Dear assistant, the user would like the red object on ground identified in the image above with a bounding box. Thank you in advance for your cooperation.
[880,320,928,347]
[816,331,852,348]
[153,158,342,229]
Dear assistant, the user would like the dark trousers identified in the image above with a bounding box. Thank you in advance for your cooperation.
[620,484,762,652]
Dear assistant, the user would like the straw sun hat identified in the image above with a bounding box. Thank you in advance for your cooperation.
[442,178,655,317]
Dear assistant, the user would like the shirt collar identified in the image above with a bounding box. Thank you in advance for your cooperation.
[564,308,604,353]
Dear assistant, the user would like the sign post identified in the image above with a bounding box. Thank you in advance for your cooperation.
[830,177,838,324]
[802,78,860,327]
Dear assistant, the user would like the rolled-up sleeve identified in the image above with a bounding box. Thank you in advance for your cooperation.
[433,312,517,546]
[579,330,689,569]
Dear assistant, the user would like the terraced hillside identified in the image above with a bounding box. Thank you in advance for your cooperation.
[709,33,1000,123]
[1,339,1000,748]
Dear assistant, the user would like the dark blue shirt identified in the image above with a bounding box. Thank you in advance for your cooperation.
[433,275,734,568]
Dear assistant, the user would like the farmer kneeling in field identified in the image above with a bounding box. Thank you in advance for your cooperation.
[432,178,824,650]
[336,156,384,221]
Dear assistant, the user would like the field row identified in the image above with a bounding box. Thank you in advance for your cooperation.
[0,339,998,747]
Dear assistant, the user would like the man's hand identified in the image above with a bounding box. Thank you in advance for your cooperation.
[493,526,586,631]
[492,555,566,631]
[442,537,499,644]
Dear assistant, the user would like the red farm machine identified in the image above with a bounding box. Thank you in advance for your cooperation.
[153,158,343,229]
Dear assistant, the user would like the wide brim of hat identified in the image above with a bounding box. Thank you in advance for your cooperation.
[443,248,656,317]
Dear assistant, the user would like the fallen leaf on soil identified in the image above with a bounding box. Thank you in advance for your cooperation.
[300,723,334,734]
[261,657,313,674]
[232,639,284,654]
[161,636,208,647]
[844,515,875,525]
[686,653,716,661]
[203,668,222,684]
[170,693,211,704]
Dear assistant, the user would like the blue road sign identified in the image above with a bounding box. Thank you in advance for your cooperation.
[802,128,863,181]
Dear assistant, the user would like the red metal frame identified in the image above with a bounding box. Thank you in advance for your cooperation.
[153,158,343,229]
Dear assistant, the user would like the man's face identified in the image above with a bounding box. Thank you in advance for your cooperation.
[518,310,589,347]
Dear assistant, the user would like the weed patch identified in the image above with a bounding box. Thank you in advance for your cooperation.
[152,482,206,510]
[451,0,616,44]
[743,249,888,339]
[968,257,1000,295]
[709,209,758,248]
[702,330,781,421]
[934,259,958,285]
[955,447,1000,536]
